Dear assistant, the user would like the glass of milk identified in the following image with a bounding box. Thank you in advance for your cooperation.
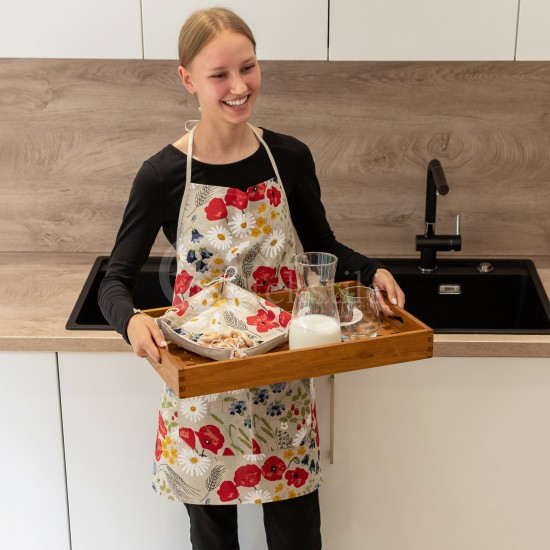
[289,252,342,350]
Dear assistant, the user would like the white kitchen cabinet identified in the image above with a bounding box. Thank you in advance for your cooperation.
[329,0,518,60]
[0,352,70,550]
[320,357,550,550]
[0,0,142,59]
[141,0,328,61]
[516,0,550,60]
[58,352,279,550]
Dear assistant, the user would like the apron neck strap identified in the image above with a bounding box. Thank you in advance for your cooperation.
[185,123,283,188]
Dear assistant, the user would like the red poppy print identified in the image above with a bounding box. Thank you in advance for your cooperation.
[247,183,266,201]
[179,427,195,449]
[217,481,239,502]
[251,439,262,455]
[189,285,202,297]
[280,266,298,289]
[171,298,190,317]
[155,436,163,461]
[204,197,228,221]
[261,456,287,481]
[222,447,235,456]
[234,464,261,488]
[251,266,279,294]
[267,186,281,207]
[174,270,193,297]
[225,188,249,210]
[195,425,224,454]
[158,412,167,438]
[246,308,280,333]
[284,467,309,488]
[278,310,291,328]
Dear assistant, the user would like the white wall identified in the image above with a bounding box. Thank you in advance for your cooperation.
[1,0,549,61]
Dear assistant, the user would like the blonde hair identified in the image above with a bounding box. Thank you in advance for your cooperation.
[178,7,256,68]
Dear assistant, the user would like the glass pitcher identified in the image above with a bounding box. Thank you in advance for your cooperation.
[288,252,342,350]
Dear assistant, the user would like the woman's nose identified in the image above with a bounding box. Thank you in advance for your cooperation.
[230,74,248,95]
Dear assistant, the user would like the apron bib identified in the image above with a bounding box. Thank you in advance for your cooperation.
[152,125,322,505]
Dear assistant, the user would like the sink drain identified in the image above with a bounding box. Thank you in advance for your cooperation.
[477,262,494,273]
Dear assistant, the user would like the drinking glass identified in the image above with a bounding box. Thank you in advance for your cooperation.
[338,285,381,340]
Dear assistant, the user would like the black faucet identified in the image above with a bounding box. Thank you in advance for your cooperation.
[415,159,462,272]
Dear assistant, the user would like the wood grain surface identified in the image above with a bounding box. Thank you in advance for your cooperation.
[143,283,433,398]
[1,59,549,257]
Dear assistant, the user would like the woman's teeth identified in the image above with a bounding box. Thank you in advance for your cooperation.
[224,96,248,106]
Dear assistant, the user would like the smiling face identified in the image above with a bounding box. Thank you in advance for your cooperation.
[179,30,261,129]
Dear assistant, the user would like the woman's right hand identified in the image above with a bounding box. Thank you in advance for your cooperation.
[127,313,168,363]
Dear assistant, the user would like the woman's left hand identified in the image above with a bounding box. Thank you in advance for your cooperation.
[372,268,405,317]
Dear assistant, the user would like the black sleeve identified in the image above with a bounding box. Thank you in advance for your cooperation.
[98,161,167,341]
[288,143,384,284]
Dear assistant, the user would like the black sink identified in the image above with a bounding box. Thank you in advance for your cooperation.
[66,256,175,330]
[68,256,550,335]
[379,258,550,334]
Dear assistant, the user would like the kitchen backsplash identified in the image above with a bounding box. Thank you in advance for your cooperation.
[1,59,549,257]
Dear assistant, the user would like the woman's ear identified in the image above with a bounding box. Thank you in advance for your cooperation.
[178,66,195,95]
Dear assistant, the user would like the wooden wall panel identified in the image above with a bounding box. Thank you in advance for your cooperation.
[1,59,549,258]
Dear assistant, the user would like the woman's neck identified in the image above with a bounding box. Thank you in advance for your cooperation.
[188,121,261,165]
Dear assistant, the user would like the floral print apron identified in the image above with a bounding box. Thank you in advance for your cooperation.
[152,124,322,505]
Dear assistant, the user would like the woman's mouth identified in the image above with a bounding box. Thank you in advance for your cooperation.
[222,95,249,108]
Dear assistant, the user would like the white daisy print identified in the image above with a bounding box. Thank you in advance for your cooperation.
[203,392,220,402]
[227,388,245,395]
[213,297,228,308]
[225,241,250,262]
[244,452,266,462]
[226,285,250,312]
[243,489,273,504]
[182,315,209,332]
[180,397,207,422]
[280,420,289,431]
[292,425,309,448]
[177,448,211,477]
[260,229,286,258]
[208,312,222,330]
[228,212,256,238]
[206,225,233,250]
[209,256,225,268]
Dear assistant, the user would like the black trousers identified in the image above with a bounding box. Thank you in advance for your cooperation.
[184,489,322,550]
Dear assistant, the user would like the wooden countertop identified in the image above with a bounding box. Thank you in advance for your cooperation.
[1,252,550,357]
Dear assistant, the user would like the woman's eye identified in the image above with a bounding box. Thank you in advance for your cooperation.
[211,73,226,79]
[241,64,255,73]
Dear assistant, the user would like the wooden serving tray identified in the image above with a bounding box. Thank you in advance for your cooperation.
[144,281,433,398]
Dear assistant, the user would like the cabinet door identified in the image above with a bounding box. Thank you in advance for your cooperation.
[58,352,271,550]
[0,352,70,550]
[58,352,189,550]
[329,0,518,60]
[516,0,550,60]
[0,0,142,58]
[142,0,328,60]
[321,357,550,550]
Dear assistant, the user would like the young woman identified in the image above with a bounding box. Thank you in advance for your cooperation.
[99,7,404,550]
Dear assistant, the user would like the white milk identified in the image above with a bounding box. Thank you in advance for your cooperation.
[288,314,342,350]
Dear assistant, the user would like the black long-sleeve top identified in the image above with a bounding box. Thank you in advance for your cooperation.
[98,128,384,340]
